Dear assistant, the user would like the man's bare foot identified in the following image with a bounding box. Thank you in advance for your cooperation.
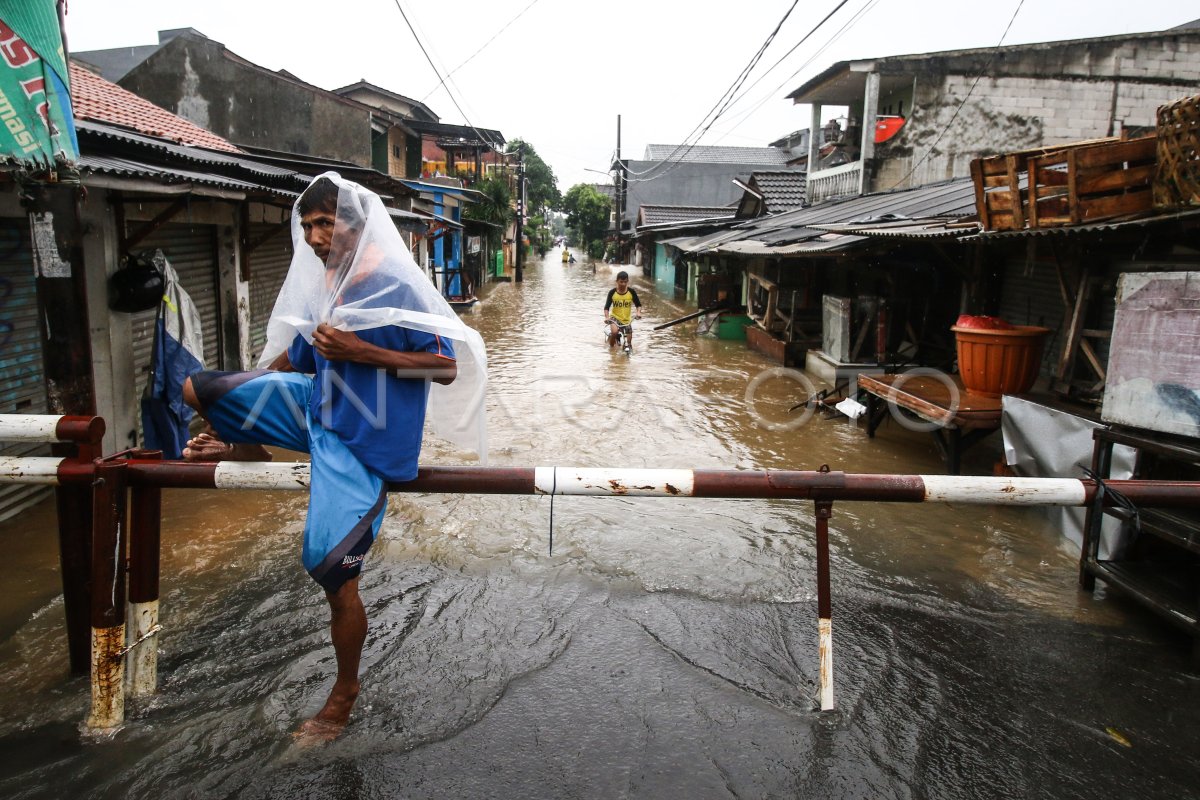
[182,432,272,462]
[292,682,359,745]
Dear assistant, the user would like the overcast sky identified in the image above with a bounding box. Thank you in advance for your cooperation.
[64,0,1193,192]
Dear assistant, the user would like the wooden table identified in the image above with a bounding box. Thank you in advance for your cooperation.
[857,373,1003,475]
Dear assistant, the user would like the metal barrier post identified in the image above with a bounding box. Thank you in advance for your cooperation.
[87,459,128,730]
[54,415,105,675]
[814,500,835,711]
[127,450,162,698]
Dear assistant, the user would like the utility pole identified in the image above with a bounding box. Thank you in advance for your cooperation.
[515,143,525,283]
[615,115,624,263]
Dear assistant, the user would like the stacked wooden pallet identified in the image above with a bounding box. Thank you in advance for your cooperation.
[971,136,1157,232]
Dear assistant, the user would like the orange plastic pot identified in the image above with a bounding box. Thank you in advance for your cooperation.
[951,324,1050,397]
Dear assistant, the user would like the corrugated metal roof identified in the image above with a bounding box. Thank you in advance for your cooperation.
[811,219,980,239]
[400,179,481,199]
[672,177,977,255]
[963,207,1200,240]
[75,120,305,183]
[78,154,271,193]
[718,234,868,255]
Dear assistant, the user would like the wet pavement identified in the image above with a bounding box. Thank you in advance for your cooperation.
[1,248,1198,799]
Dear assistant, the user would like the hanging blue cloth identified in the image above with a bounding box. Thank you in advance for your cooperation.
[140,251,205,458]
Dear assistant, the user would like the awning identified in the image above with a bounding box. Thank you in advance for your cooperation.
[962,207,1200,241]
[811,219,980,239]
[714,233,867,255]
[77,153,279,198]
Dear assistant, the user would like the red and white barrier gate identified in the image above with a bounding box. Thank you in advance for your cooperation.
[3,415,1200,729]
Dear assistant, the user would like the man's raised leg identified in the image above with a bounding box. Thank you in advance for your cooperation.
[181,376,273,462]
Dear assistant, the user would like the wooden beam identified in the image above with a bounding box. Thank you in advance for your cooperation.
[123,197,190,254]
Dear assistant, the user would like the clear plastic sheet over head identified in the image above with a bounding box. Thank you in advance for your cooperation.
[259,172,487,461]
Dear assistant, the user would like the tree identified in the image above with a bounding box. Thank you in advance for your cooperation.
[464,175,512,229]
[562,183,612,258]
[464,175,512,273]
[507,138,560,218]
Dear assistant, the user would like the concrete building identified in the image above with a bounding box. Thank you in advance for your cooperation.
[788,21,1200,203]
[76,29,413,173]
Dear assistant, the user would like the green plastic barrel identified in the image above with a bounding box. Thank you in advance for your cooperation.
[716,314,752,340]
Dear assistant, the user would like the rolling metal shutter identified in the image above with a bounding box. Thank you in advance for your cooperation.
[127,223,220,441]
[247,223,293,365]
[0,217,50,518]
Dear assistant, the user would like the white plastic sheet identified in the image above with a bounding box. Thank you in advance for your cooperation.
[259,172,487,461]
[1002,396,1134,559]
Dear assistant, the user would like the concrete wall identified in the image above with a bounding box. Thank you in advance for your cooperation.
[872,33,1200,191]
[120,35,372,166]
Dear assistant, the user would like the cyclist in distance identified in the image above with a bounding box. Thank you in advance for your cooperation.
[603,270,642,350]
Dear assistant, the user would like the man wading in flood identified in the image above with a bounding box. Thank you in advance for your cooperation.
[181,172,488,742]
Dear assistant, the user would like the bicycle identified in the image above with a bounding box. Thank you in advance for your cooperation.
[604,318,633,354]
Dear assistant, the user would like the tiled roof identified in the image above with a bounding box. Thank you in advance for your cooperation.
[642,144,789,165]
[751,171,807,212]
[640,205,735,226]
[69,62,241,153]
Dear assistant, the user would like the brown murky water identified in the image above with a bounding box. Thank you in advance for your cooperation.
[1,250,1198,799]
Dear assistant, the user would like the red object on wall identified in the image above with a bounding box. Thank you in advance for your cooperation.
[874,116,905,144]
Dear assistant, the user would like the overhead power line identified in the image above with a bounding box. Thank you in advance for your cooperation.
[389,0,504,151]
[420,0,543,104]
[622,0,808,183]
[887,0,1028,189]
[711,0,882,142]
[623,0,855,184]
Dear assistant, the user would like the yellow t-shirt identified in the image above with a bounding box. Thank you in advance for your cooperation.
[605,288,640,325]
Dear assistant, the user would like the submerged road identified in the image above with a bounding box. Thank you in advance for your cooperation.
[0,249,1198,799]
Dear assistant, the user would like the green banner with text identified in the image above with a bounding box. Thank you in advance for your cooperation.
[0,1,77,167]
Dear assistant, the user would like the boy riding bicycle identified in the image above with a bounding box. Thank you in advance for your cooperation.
[603,270,642,350]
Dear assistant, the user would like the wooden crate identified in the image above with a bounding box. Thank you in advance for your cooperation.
[971,152,1030,231]
[971,136,1155,231]
[1154,94,1200,208]
[1027,136,1157,227]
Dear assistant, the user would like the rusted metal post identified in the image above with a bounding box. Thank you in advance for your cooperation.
[55,415,104,675]
[127,450,162,698]
[87,459,128,730]
[814,500,835,712]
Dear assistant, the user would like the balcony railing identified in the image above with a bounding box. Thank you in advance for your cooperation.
[806,161,863,205]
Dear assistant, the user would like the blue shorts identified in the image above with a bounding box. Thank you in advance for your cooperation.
[190,370,387,592]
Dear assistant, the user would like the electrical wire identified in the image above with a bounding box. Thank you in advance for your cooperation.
[711,0,882,143]
[885,0,1027,190]
[623,0,861,185]
[389,0,505,151]
[621,0,804,180]
[419,0,543,103]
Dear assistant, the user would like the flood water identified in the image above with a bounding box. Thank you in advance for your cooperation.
[1,250,1199,799]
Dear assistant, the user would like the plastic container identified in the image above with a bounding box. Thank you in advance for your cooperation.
[951,324,1050,397]
[716,314,753,340]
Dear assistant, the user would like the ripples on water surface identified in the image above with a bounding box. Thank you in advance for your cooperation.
[1,254,1198,799]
